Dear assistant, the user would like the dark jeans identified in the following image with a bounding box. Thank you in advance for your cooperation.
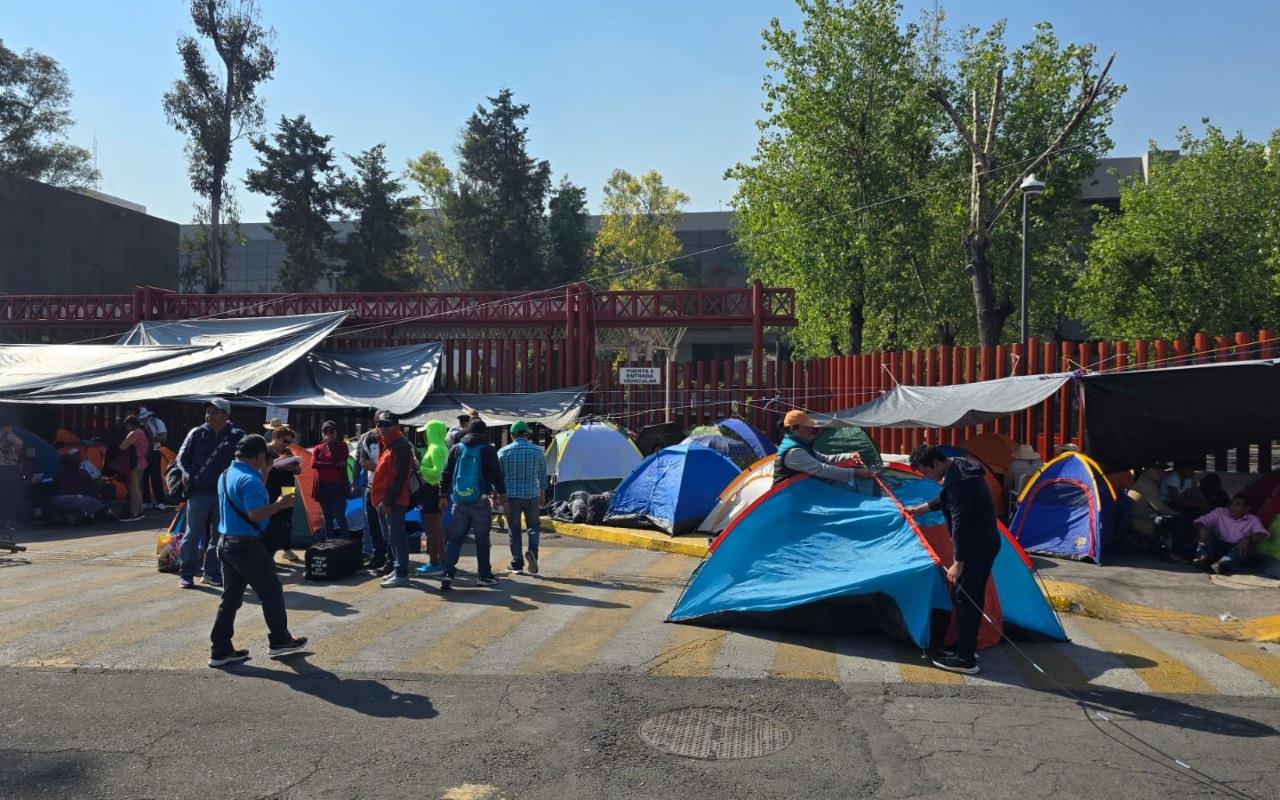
[506,496,541,570]
[380,505,409,578]
[443,501,493,580]
[316,482,349,539]
[1199,536,1258,571]
[210,536,293,657]
[363,487,385,561]
[143,449,167,505]
[951,538,999,661]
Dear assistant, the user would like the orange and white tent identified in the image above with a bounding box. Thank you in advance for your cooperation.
[698,455,776,534]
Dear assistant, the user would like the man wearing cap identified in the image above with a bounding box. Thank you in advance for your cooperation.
[355,419,388,570]
[370,410,415,588]
[208,433,308,667]
[175,399,244,589]
[138,406,169,510]
[905,444,1001,676]
[438,419,507,590]
[446,413,471,448]
[774,410,877,487]
[497,421,548,574]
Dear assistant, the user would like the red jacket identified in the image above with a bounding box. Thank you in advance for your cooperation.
[370,429,413,509]
[311,440,350,485]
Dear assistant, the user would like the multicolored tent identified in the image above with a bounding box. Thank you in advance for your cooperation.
[1010,451,1118,563]
[668,469,1066,651]
[698,455,775,534]
[604,444,742,535]
[546,420,643,501]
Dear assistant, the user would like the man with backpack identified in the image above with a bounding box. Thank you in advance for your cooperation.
[175,399,244,590]
[370,410,415,588]
[438,418,507,591]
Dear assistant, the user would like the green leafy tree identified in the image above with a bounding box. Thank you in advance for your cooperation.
[339,144,418,291]
[162,0,275,293]
[590,169,690,290]
[0,39,99,190]
[543,177,593,287]
[929,21,1122,346]
[245,114,342,291]
[1076,123,1280,340]
[179,195,243,293]
[728,0,944,355]
[433,90,552,290]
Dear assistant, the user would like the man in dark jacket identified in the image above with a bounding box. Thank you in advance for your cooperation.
[175,399,244,589]
[438,419,507,591]
[906,444,1001,675]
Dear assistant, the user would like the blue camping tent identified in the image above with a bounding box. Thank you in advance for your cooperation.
[604,444,741,535]
[1010,452,1118,563]
[669,473,1066,650]
[717,417,776,459]
[681,433,758,470]
[16,428,59,481]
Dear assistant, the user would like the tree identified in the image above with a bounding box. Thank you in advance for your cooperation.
[590,169,690,290]
[162,0,275,293]
[0,39,99,189]
[339,144,418,291]
[1075,123,1280,341]
[543,177,592,286]
[435,89,552,290]
[179,196,242,293]
[928,21,1122,346]
[245,114,342,291]
[728,0,947,356]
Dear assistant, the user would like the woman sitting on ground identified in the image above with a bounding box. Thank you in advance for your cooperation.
[51,450,106,522]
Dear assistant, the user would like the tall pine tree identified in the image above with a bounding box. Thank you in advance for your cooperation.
[339,144,418,291]
[245,114,341,291]
[543,177,592,287]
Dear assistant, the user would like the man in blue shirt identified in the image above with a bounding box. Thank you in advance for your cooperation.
[175,398,244,589]
[207,434,308,667]
[498,421,548,574]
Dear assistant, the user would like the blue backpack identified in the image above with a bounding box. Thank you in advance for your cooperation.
[451,443,485,505]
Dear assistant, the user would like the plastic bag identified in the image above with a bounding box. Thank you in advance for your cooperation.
[156,530,183,573]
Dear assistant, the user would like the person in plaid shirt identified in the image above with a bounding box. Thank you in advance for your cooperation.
[498,421,548,574]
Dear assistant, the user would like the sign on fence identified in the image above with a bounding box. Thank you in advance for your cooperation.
[619,367,662,385]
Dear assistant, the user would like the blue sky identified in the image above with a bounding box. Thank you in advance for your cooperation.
[8,0,1279,222]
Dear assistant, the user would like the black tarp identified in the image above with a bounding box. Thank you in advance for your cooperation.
[1083,359,1280,470]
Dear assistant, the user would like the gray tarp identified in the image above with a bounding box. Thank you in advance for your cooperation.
[0,312,348,405]
[0,343,205,394]
[825,372,1074,429]
[401,387,588,431]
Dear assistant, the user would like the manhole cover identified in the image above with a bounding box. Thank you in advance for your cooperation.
[639,706,792,760]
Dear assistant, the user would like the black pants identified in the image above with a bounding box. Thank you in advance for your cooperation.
[210,536,293,657]
[364,487,387,561]
[952,538,1000,661]
[142,449,167,505]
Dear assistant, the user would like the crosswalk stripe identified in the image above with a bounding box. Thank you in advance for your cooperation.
[0,576,187,651]
[1058,618,1151,693]
[0,567,155,616]
[515,554,691,675]
[1071,617,1216,694]
[711,629,777,680]
[395,548,625,673]
[1003,642,1094,691]
[834,636,899,684]
[1133,628,1276,697]
[892,642,963,684]
[962,644,1026,688]
[467,549,660,674]
[649,625,729,677]
[1192,636,1280,691]
[772,634,839,681]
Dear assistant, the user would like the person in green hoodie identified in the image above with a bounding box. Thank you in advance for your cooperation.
[414,419,449,573]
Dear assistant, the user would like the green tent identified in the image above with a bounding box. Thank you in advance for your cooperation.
[813,425,882,468]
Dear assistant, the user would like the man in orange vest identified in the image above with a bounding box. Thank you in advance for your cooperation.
[370,410,414,588]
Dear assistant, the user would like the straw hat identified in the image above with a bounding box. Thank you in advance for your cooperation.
[263,418,296,438]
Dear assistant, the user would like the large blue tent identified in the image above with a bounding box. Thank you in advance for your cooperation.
[1010,452,1118,563]
[668,472,1066,650]
[604,444,741,535]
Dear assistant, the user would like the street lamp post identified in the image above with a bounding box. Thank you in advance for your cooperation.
[1019,174,1046,357]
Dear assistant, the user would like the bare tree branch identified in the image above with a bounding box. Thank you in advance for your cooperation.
[927,87,981,158]
[982,69,1003,162]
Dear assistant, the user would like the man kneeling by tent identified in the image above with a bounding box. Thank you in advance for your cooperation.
[906,445,1002,675]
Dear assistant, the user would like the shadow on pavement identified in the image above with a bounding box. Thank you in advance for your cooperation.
[231,658,438,719]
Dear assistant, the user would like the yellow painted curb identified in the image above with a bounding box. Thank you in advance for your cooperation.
[542,520,708,559]
[1042,579,1280,644]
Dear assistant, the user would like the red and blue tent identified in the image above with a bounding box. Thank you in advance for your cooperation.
[667,467,1065,651]
[1010,452,1117,563]
[604,443,741,535]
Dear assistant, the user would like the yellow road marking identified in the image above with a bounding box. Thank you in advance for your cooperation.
[1073,618,1215,694]
[0,579,186,648]
[299,590,447,671]
[398,548,629,673]
[515,556,690,675]
[0,567,154,611]
[1197,637,1280,689]
[772,635,839,681]
[1005,643,1093,691]
[649,625,728,677]
[892,643,964,685]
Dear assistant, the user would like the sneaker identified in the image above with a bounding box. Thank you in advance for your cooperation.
[477,575,499,587]
[381,574,410,588]
[415,562,443,575]
[363,558,385,571]
[940,649,981,661]
[200,575,223,588]
[268,637,309,658]
[282,551,303,564]
[440,575,453,591]
[932,654,979,675]
[1210,560,1231,575]
[525,550,539,575]
[120,514,145,523]
[179,577,195,589]
[208,648,250,668]
[153,503,169,511]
